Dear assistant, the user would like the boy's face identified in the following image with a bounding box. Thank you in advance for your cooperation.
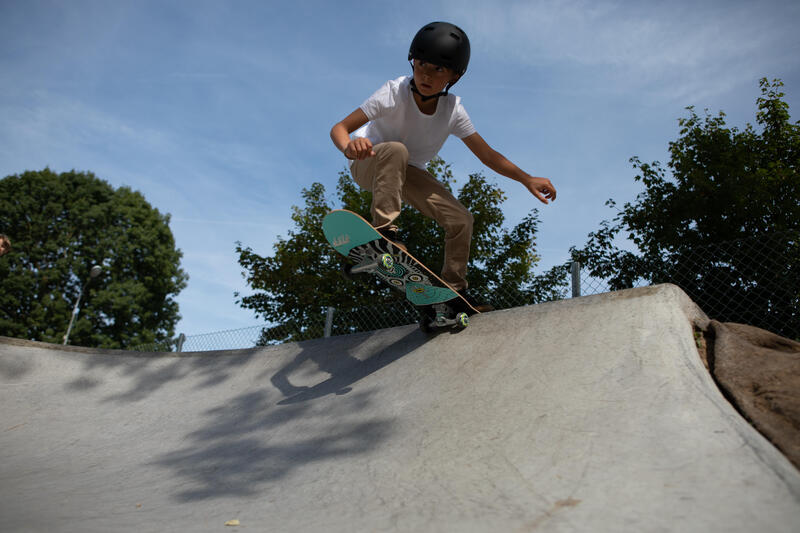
[412,59,459,96]
[0,237,9,256]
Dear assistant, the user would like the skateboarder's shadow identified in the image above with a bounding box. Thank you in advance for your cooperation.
[271,327,426,405]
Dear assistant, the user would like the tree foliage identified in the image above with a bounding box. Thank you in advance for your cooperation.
[236,158,567,343]
[0,169,188,348]
[572,78,799,336]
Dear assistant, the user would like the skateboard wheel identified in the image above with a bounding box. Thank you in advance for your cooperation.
[456,312,469,329]
[419,316,435,333]
[341,263,355,281]
[380,253,394,270]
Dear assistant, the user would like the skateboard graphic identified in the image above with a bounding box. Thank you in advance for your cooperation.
[322,209,480,332]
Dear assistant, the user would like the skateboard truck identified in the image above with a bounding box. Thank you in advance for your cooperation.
[346,253,394,275]
[420,303,469,333]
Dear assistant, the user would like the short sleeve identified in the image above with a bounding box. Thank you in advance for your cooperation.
[359,80,396,121]
[450,100,476,139]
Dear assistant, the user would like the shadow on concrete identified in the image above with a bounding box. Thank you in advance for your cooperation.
[0,327,428,502]
[152,388,394,501]
[271,327,427,404]
[0,351,33,380]
[152,327,426,501]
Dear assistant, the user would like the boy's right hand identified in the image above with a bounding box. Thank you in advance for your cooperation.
[344,137,376,160]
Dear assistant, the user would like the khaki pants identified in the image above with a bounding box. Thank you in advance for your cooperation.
[350,142,473,290]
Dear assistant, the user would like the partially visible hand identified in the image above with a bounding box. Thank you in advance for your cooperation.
[344,137,376,160]
[523,176,557,204]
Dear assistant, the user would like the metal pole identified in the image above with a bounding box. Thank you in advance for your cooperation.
[571,261,581,298]
[62,287,84,345]
[62,265,103,346]
[324,307,335,338]
[175,333,186,353]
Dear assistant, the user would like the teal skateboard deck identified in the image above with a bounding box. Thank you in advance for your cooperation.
[322,209,479,331]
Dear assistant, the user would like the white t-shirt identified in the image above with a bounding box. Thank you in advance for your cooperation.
[353,76,476,169]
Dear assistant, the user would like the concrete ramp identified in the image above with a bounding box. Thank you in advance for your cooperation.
[1,285,799,532]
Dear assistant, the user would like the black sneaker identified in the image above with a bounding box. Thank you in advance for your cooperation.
[377,227,408,252]
[456,288,494,313]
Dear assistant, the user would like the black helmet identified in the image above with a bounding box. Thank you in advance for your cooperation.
[408,22,470,76]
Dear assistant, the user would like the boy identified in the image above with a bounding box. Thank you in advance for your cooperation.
[330,21,556,309]
[0,234,10,257]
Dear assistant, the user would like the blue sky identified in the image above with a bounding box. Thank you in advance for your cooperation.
[2,0,799,336]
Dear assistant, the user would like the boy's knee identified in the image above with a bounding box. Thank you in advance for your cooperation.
[377,142,409,162]
[445,208,473,235]
[458,208,474,230]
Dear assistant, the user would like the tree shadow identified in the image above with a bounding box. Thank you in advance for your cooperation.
[2,326,434,503]
[151,326,428,501]
[0,347,34,380]
[151,388,393,501]
[58,345,263,403]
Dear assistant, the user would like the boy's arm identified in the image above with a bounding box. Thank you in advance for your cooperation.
[330,108,376,160]
[462,132,556,204]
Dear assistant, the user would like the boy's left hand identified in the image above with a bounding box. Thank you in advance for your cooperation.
[461,133,557,204]
[523,176,557,204]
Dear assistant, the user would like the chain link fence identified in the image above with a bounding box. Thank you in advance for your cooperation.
[132,231,798,352]
[571,230,798,339]
[650,231,798,339]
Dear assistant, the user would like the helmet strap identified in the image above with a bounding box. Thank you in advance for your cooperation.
[409,78,448,101]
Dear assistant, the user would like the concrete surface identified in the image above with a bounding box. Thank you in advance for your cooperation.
[1,284,799,532]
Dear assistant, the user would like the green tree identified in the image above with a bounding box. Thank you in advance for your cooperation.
[572,78,799,337]
[236,158,568,343]
[0,169,188,348]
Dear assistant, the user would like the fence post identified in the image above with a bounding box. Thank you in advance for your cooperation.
[324,307,335,338]
[175,333,186,353]
[571,262,581,298]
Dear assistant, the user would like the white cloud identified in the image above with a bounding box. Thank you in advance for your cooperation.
[443,0,799,101]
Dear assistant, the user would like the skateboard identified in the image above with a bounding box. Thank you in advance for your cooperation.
[322,209,480,332]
